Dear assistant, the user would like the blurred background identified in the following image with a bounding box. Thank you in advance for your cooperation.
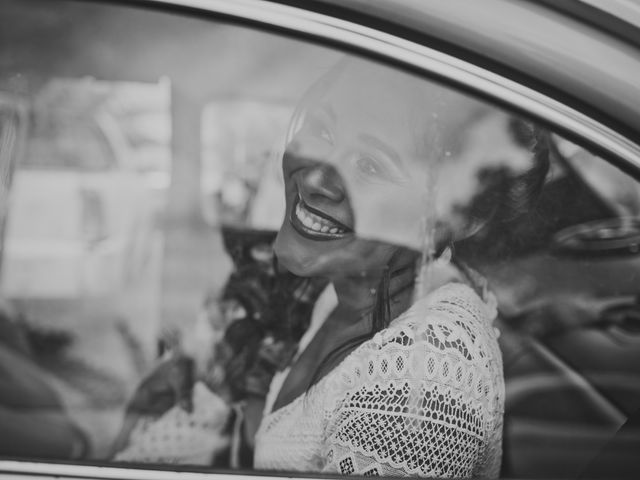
[1,1,640,477]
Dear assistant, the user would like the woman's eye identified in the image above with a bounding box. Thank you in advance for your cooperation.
[354,154,408,184]
[356,156,381,176]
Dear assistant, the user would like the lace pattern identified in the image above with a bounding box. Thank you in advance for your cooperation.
[114,383,230,465]
[254,282,504,478]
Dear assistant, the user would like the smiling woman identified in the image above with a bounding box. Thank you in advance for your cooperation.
[5,1,640,478]
[249,58,533,477]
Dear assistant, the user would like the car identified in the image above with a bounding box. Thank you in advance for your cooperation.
[0,0,639,479]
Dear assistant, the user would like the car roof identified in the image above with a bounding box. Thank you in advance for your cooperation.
[539,0,640,52]
[576,0,640,32]
[266,0,640,146]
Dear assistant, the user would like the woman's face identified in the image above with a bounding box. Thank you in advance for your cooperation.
[274,61,433,279]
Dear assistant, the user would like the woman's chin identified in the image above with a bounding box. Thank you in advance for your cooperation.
[274,222,332,277]
[274,225,306,276]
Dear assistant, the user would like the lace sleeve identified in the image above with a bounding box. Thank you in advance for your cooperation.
[321,284,504,478]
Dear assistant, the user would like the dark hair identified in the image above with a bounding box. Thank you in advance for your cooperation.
[505,118,551,219]
[455,119,552,262]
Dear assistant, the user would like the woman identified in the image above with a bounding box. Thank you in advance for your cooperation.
[251,58,539,478]
[114,56,547,476]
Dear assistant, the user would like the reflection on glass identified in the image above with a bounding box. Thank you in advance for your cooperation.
[1,1,640,478]
[0,76,170,458]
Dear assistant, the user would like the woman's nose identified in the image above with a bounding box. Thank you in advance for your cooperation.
[301,162,346,202]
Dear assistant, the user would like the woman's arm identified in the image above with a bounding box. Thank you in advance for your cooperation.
[321,359,492,477]
[321,284,504,478]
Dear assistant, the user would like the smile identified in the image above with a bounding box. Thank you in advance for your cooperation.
[290,196,352,240]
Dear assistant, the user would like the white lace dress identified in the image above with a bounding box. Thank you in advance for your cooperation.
[254,282,504,478]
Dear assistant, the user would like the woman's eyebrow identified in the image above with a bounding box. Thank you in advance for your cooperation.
[359,133,403,169]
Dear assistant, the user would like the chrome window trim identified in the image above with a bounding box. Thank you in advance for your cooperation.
[0,460,312,480]
[1,0,640,478]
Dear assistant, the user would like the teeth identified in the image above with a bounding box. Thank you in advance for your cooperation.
[295,200,345,235]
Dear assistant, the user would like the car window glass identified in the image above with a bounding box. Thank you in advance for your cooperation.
[0,1,639,479]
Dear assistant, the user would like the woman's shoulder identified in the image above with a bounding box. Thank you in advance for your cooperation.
[331,282,503,401]
[404,281,497,327]
[370,282,499,356]
[321,283,505,479]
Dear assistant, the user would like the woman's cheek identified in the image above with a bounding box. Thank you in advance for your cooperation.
[351,187,424,249]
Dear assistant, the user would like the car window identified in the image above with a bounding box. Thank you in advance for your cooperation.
[0,1,639,479]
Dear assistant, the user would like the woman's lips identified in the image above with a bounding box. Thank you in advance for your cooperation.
[290,196,352,240]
